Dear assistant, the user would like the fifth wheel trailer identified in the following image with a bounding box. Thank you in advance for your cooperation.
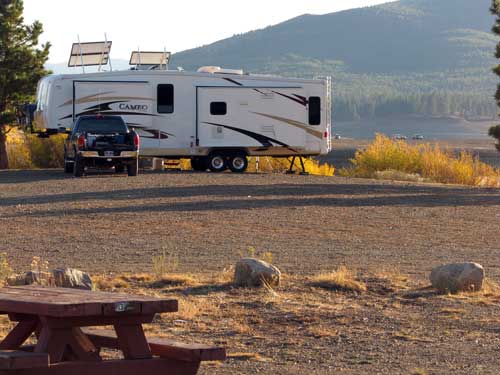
[34,67,332,172]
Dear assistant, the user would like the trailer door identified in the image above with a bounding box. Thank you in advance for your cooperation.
[197,87,308,150]
[73,81,157,149]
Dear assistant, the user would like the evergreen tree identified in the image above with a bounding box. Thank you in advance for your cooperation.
[0,0,50,169]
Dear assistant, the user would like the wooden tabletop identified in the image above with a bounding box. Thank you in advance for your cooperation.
[0,286,178,318]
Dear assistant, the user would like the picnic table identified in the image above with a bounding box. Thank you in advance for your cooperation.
[0,286,225,374]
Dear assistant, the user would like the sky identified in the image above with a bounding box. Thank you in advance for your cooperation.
[23,0,389,64]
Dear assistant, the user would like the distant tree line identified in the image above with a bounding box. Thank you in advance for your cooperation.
[333,92,496,121]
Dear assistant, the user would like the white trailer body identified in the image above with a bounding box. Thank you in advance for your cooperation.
[34,69,332,159]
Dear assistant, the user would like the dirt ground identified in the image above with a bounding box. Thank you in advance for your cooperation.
[0,158,499,374]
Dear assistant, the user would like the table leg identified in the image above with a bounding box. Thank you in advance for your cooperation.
[35,325,101,363]
[113,323,152,360]
[0,318,38,350]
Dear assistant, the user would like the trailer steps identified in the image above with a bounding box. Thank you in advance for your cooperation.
[164,159,182,171]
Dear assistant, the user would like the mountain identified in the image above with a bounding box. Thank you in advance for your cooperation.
[173,0,494,74]
[171,0,497,121]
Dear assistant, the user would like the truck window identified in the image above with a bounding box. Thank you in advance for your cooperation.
[309,97,321,125]
[76,118,128,134]
[210,102,227,115]
[157,84,174,113]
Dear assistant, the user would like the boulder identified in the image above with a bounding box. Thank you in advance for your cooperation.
[430,262,484,294]
[234,258,281,287]
[52,268,93,290]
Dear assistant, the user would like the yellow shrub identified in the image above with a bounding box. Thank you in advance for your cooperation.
[5,128,66,169]
[177,156,334,176]
[247,157,334,176]
[340,134,500,187]
[27,134,66,168]
[6,128,32,169]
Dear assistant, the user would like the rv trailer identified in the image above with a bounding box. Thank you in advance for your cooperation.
[34,66,332,172]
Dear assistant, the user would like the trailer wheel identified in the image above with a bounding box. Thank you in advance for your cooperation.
[190,157,208,172]
[73,156,85,177]
[229,154,248,173]
[127,159,139,176]
[208,153,227,173]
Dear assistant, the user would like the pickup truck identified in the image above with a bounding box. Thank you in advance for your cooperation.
[64,115,140,177]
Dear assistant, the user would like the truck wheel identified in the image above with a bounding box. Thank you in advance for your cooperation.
[73,156,85,177]
[208,153,227,173]
[115,165,125,173]
[191,157,208,172]
[228,154,248,173]
[64,160,74,174]
[127,159,139,176]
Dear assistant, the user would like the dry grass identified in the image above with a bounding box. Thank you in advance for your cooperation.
[374,268,410,289]
[246,156,335,176]
[307,325,339,339]
[412,369,429,375]
[340,134,500,187]
[438,307,466,314]
[211,266,235,285]
[149,274,198,288]
[93,275,130,291]
[227,352,265,361]
[151,251,179,280]
[310,266,367,293]
[0,253,13,286]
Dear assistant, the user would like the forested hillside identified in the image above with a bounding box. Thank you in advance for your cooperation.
[172,0,496,121]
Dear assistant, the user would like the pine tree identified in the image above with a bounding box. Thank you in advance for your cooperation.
[490,0,500,151]
[0,0,50,169]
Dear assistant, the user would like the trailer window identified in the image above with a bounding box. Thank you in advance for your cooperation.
[210,102,227,116]
[309,97,321,125]
[157,84,174,113]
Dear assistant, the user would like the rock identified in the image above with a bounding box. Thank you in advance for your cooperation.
[52,268,93,290]
[430,262,484,294]
[234,258,281,287]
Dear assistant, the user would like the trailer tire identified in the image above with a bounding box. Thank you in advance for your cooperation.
[228,154,248,173]
[208,153,227,173]
[127,159,139,176]
[73,156,85,177]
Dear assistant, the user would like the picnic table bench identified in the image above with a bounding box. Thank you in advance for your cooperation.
[0,286,225,374]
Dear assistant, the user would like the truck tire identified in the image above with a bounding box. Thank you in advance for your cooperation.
[190,157,208,172]
[208,153,227,173]
[127,159,139,176]
[228,154,248,173]
[73,156,85,177]
[64,160,74,174]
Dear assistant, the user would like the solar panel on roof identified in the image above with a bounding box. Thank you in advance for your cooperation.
[129,51,171,66]
[68,41,112,67]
